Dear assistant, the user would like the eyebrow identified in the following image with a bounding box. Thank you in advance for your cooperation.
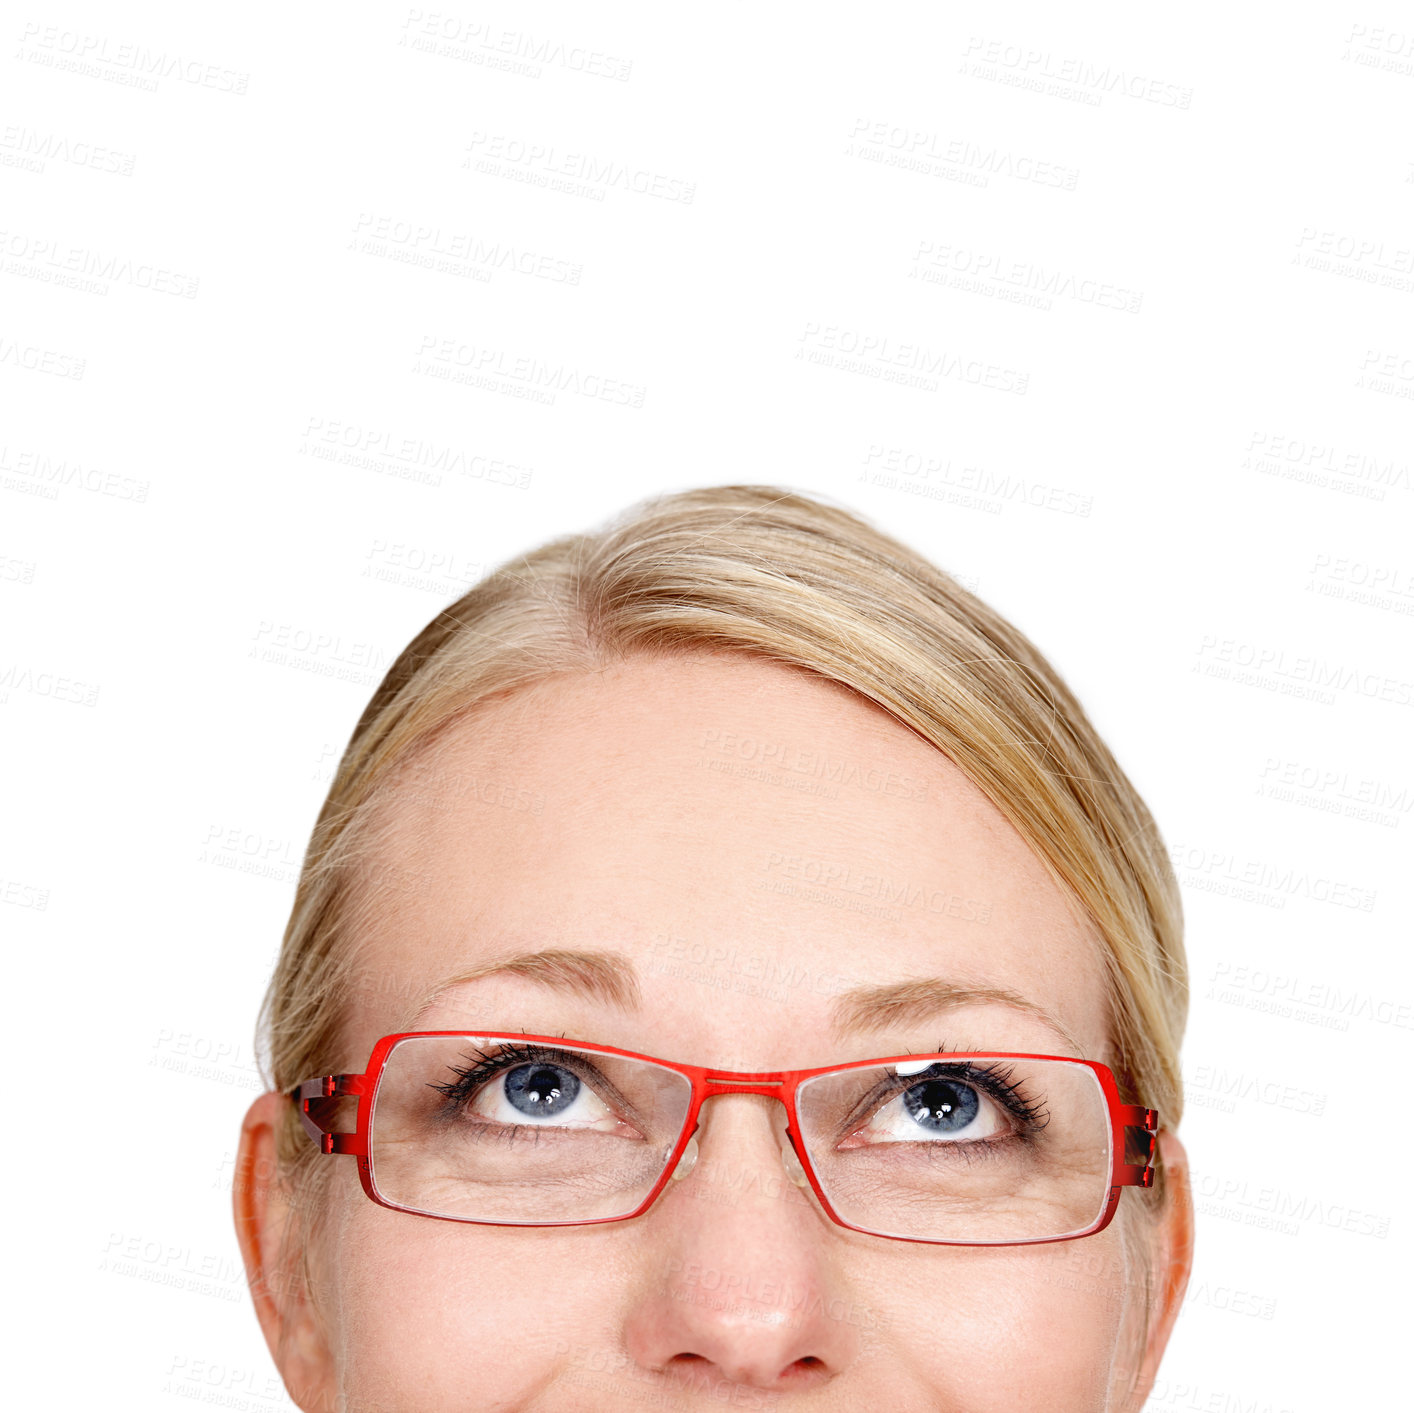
[829,977,1082,1053]
[401,947,641,1029]
[400,947,1077,1054]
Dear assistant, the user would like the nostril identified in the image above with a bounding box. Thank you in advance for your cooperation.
[664,1350,833,1390]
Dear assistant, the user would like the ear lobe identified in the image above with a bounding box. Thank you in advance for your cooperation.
[1136,1128,1195,1395]
[1154,1128,1195,1315]
[233,1091,336,1412]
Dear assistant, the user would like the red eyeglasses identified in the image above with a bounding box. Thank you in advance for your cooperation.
[292,1031,1158,1246]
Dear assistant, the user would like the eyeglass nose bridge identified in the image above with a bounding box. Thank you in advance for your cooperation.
[672,1072,812,1189]
[701,1071,787,1097]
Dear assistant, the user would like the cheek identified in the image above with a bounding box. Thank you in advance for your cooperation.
[849,1238,1129,1410]
[318,1201,611,1408]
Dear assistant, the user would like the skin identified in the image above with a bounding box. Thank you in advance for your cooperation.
[236,650,1192,1411]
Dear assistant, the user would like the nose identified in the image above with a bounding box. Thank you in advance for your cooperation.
[621,1093,861,1393]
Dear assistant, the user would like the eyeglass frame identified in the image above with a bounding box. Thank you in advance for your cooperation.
[290,1030,1160,1248]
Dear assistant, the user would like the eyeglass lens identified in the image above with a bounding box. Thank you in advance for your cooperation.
[366,1036,1112,1241]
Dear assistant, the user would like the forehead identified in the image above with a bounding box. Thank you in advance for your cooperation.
[339,651,1110,1068]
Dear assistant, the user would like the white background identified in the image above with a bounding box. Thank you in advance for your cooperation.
[5,4,1411,1409]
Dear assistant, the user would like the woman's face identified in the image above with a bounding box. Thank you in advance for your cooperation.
[238,652,1190,1411]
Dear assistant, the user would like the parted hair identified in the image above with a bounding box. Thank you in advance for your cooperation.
[259,484,1187,1216]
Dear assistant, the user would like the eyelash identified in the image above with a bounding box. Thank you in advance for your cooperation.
[831,1040,1052,1148]
[894,1049,1051,1130]
[430,1040,1052,1139]
[429,1042,592,1109]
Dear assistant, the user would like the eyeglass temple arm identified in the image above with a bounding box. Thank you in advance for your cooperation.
[1116,1105,1159,1187]
[289,1074,368,1156]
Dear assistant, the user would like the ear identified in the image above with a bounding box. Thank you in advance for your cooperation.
[1129,1128,1195,1403]
[233,1091,337,1412]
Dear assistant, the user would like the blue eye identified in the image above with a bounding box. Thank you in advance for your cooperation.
[436,1045,629,1135]
[503,1063,581,1118]
[902,1076,980,1132]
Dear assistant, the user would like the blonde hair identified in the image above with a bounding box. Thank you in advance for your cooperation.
[260,484,1187,1211]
